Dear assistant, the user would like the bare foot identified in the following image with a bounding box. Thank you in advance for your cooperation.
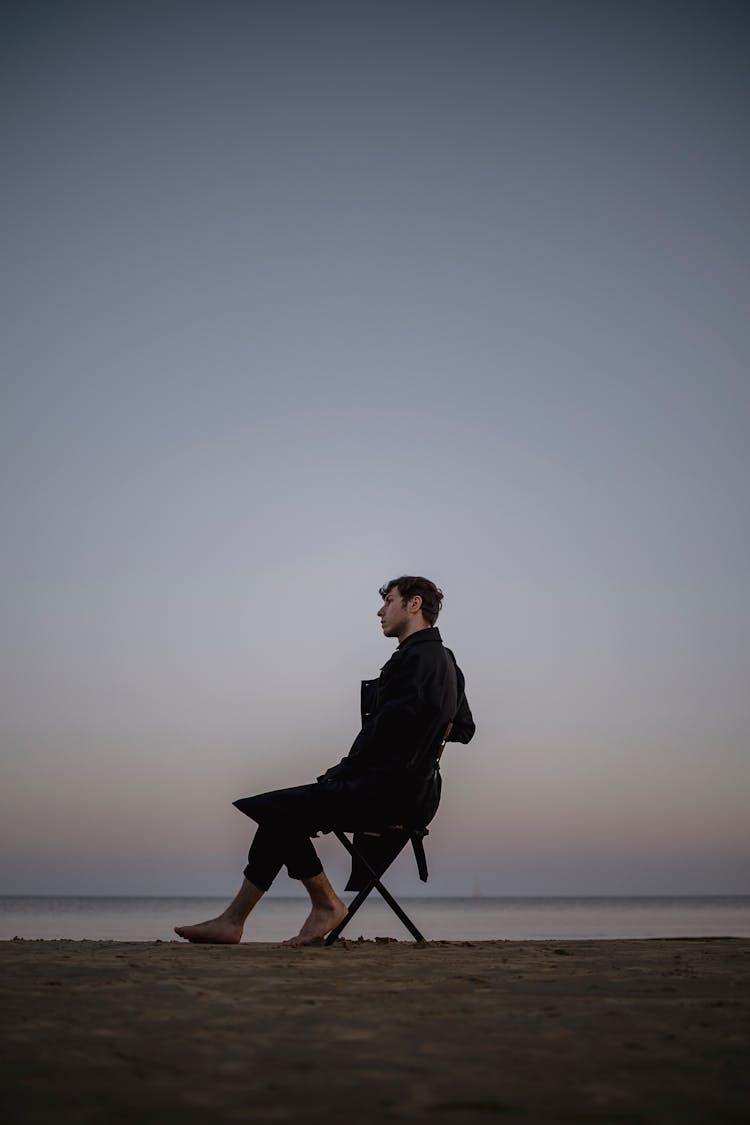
[283,899,348,947]
[174,916,243,944]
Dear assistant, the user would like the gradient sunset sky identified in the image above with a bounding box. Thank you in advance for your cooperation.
[2,0,748,896]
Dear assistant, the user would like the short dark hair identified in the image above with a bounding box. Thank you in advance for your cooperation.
[379,576,444,626]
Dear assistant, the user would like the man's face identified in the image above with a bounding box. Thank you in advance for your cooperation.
[377,586,412,639]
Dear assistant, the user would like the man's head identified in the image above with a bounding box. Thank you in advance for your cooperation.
[377,576,444,642]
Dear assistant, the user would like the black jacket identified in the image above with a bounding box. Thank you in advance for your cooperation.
[319,627,475,824]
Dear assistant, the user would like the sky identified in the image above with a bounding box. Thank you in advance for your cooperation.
[1,0,748,897]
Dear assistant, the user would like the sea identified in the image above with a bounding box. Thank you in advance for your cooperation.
[2,895,749,943]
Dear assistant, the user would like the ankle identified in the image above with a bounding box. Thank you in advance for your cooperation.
[302,872,341,907]
[308,891,342,910]
[221,908,246,927]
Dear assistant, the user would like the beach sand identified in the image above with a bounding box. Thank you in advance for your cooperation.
[1,937,748,1124]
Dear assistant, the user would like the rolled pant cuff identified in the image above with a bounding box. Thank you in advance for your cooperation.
[243,863,275,892]
[287,859,324,882]
[243,858,324,891]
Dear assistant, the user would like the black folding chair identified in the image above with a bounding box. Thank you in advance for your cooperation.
[325,722,453,945]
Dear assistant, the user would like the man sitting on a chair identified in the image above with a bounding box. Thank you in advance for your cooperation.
[175,575,475,946]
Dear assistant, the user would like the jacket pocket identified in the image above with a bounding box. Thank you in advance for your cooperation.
[360,678,379,723]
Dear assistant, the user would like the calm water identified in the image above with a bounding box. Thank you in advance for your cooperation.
[1,896,749,942]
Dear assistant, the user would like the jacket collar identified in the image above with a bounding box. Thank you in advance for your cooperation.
[398,626,442,650]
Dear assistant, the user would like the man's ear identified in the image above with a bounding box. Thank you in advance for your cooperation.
[410,594,423,615]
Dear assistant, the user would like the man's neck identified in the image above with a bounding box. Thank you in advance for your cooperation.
[396,618,431,645]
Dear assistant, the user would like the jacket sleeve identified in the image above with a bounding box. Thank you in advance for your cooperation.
[448,690,476,743]
[446,656,476,744]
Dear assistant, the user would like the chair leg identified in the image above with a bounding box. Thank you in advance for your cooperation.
[325,831,426,944]
[370,877,426,943]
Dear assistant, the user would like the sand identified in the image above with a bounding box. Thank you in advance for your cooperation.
[1,937,748,1124]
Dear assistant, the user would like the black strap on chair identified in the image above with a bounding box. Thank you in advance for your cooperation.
[325,722,453,946]
[411,827,429,882]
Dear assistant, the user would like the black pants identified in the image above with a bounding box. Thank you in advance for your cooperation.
[233,778,396,892]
